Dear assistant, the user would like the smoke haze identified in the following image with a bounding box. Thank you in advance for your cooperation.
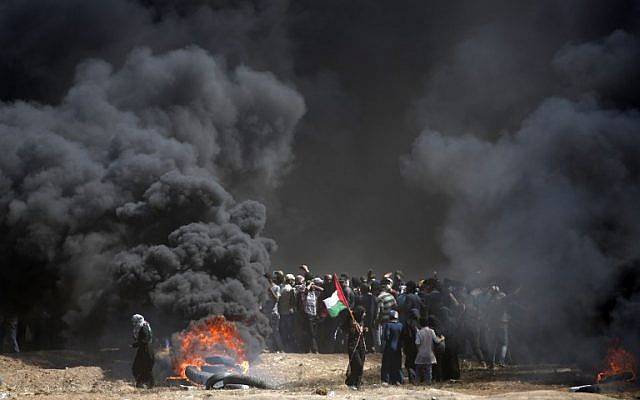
[0,0,639,359]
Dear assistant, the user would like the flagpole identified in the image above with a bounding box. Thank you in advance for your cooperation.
[333,273,356,322]
[332,274,370,379]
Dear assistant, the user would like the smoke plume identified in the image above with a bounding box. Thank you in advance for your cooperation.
[402,30,640,362]
[0,44,304,348]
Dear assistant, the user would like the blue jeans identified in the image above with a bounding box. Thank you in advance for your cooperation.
[416,363,432,384]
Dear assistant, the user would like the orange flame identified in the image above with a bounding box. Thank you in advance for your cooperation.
[596,340,637,383]
[172,316,246,377]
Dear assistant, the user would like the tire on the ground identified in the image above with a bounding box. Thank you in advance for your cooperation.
[205,373,274,390]
[201,365,228,374]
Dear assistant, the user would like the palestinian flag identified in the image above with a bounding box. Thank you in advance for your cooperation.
[323,273,350,317]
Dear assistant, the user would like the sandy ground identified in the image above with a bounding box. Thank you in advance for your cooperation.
[0,350,637,399]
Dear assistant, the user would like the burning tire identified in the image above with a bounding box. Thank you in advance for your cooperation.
[205,373,273,390]
[201,364,229,374]
[184,365,274,390]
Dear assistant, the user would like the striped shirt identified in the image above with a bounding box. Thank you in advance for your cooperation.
[376,291,397,323]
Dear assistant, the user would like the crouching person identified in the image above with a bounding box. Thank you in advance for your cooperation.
[415,318,444,385]
[131,314,154,388]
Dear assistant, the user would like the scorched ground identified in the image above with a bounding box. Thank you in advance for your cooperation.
[1,350,639,399]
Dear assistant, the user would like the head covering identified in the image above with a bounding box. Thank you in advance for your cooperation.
[389,310,399,321]
[353,306,366,323]
[295,274,305,284]
[285,273,295,282]
[312,277,323,285]
[131,314,147,340]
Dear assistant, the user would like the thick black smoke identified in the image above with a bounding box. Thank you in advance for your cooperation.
[268,0,639,274]
[402,30,640,362]
[0,0,293,104]
[1,0,637,274]
[0,44,304,348]
[1,0,639,363]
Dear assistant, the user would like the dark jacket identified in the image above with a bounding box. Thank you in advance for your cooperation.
[132,324,154,386]
[381,320,403,352]
[355,292,377,328]
[399,292,422,323]
[401,309,420,354]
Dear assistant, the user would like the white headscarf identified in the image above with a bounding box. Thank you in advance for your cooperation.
[131,314,147,340]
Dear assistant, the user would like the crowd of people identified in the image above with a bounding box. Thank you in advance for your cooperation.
[262,265,513,389]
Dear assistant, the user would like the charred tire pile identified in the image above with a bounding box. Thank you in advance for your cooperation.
[184,364,274,390]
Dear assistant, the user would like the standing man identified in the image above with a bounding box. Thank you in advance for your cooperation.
[355,281,377,353]
[263,272,283,352]
[380,310,403,385]
[344,306,367,390]
[398,281,421,324]
[401,308,420,384]
[278,274,296,352]
[293,275,307,353]
[376,283,397,353]
[486,285,509,368]
[319,274,336,353]
[415,317,445,385]
[131,314,154,388]
[302,277,324,353]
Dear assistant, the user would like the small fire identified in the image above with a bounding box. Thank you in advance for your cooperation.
[172,315,247,377]
[596,339,637,383]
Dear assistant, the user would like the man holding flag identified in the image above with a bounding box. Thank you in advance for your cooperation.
[323,274,367,389]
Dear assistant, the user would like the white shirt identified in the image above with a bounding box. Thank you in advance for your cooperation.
[304,289,318,316]
[415,326,444,364]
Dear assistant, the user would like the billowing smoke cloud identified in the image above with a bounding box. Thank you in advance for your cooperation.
[553,29,640,106]
[1,0,635,277]
[0,0,293,105]
[1,0,638,362]
[402,30,640,362]
[0,45,304,347]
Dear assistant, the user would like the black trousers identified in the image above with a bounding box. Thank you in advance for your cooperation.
[381,348,403,384]
[132,345,154,387]
[345,346,365,387]
[404,348,417,383]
